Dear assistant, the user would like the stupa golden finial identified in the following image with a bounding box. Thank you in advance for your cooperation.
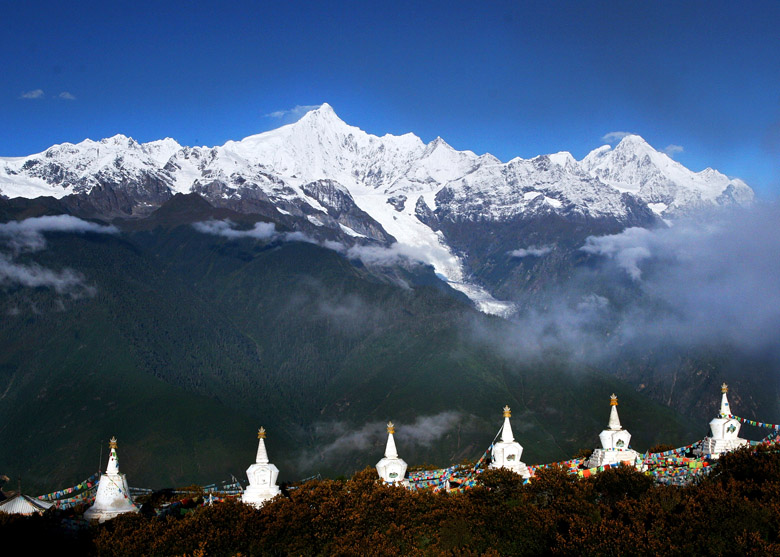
[503,405,511,418]
[721,383,728,393]
[387,421,395,435]
[109,436,118,449]
[610,393,618,406]
[257,427,266,439]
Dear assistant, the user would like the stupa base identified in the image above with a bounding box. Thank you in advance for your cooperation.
[242,486,281,508]
[586,448,641,469]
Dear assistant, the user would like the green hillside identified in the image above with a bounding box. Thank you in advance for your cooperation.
[0,202,704,492]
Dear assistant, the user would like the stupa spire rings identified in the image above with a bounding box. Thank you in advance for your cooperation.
[503,405,511,418]
[607,394,623,431]
[387,421,395,434]
[721,383,728,393]
[258,427,266,439]
[109,436,118,449]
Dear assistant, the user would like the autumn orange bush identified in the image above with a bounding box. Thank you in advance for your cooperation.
[5,449,780,555]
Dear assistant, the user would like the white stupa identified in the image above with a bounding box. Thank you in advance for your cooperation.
[696,383,749,458]
[586,394,642,468]
[83,437,139,522]
[242,427,281,508]
[489,405,530,478]
[375,421,408,485]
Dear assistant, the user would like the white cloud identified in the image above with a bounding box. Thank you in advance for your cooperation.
[0,215,118,254]
[265,104,322,119]
[601,131,633,143]
[192,220,434,272]
[193,218,328,247]
[307,412,462,462]
[192,219,276,240]
[470,204,780,367]
[508,245,553,258]
[282,230,318,243]
[58,91,76,100]
[663,144,684,157]
[0,215,116,297]
[581,227,656,280]
[0,253,93,295]
[193,219,337,250]
[582,206,780,353]
[19,89,44,99]
[322,239,347,251]
[344,242,438,267]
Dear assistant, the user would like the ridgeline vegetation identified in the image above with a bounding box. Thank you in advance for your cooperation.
[3,446,780,555]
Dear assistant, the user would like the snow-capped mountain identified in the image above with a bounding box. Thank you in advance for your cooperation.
[581,134,753,216]
[434,152,654,224]
[0,134,178,201]
[0,104,753,314]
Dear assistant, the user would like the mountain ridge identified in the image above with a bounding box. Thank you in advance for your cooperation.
[1,104,750,215]
[0,105,754,314]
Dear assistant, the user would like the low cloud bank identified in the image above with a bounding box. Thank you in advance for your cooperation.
[305,412,463,464]
[508,245,553,258]
[0,254,93,295]
[475,203,780,364]
[344,243,433,267]
[193,219,320,245]
[0,215,117,296]
[193,219,431,268]
[192,219,276,240]
[609,204,780,353]
[194,206,780,367]
[581,227,658,280]
[0,215,118,254]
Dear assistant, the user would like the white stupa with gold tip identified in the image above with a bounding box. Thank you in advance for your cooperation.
[696,383,749,458]
[83,437,139,522]
[242,427,281,508]
[586,394,642,468]
[375,422,408,485]
[489,405,530,478]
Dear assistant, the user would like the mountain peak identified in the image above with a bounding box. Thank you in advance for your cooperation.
[102,133,132,144]
[548,151,576,167]
[427,136,452,151]
[615,134,650,147]
[300,103,339,121]
[294,103,352,134]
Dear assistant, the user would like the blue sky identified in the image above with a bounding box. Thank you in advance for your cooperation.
[2,1,778,197]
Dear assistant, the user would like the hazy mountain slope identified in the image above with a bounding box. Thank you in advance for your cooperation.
[0,200,701,491]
